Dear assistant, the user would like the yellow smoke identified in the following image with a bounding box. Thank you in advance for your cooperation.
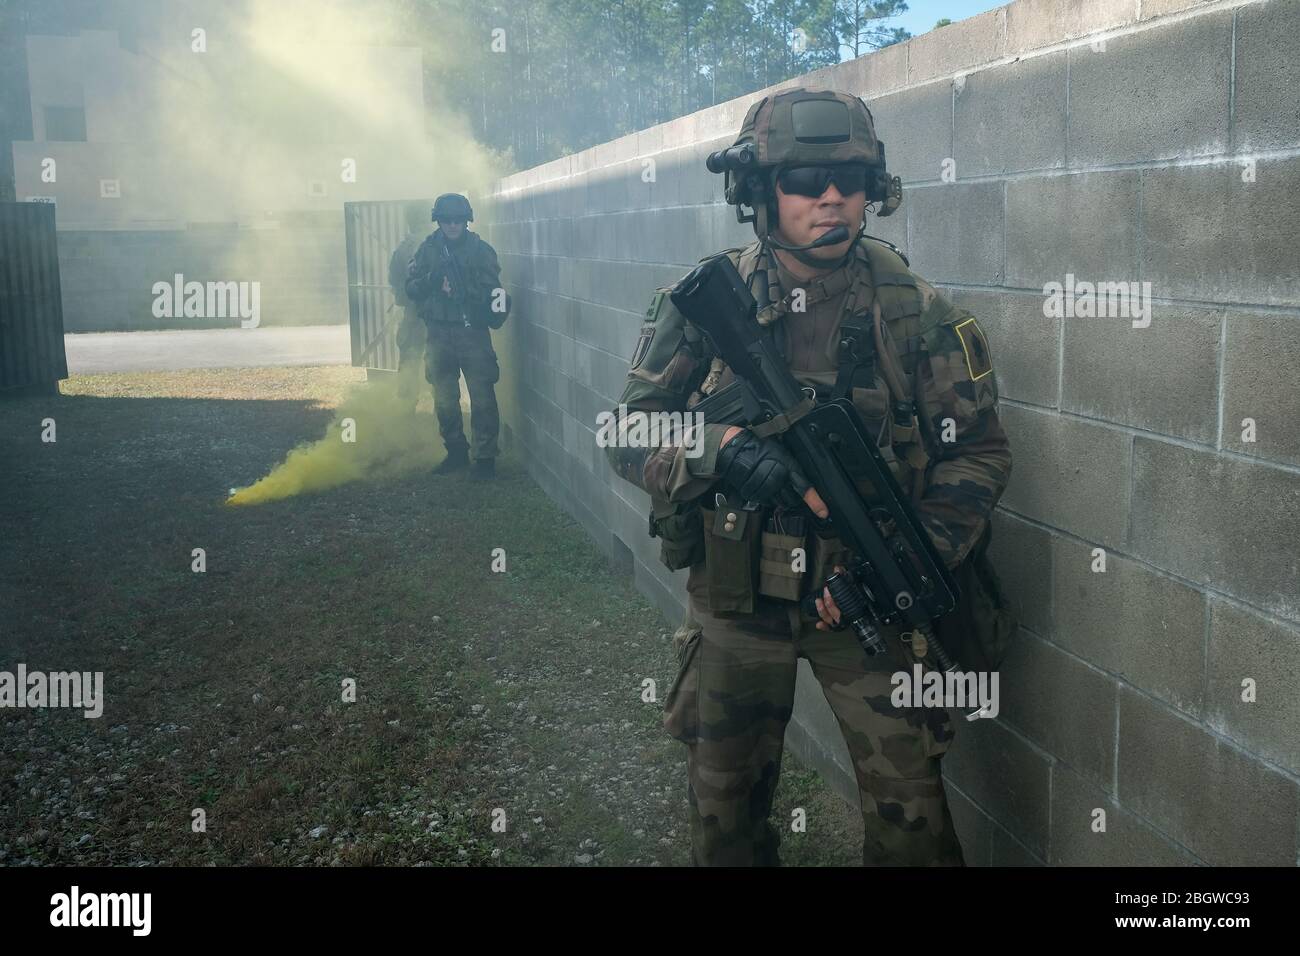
[227,362,445,506]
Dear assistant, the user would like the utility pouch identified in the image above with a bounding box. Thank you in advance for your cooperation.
[649,498,705,571]
[699,495,762,614]
[758,520,806,602]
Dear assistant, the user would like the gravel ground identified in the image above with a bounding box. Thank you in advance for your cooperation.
[0,367,862,866]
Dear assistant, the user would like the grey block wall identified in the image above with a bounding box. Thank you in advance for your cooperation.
[58,220,348,332]
[479,0,1299,866]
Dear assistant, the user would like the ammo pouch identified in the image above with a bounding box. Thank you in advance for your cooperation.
[698,499,763,614]
[758,528,805,602]
[649,498,705,572]
[934,524,1018,672]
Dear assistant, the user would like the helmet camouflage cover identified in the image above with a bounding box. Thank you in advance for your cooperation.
[733,87,884,169]
[718,87,900,226]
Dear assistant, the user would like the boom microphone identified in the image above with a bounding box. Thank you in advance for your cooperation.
[766,224,850,253]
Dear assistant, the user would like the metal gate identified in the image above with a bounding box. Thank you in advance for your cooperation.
[343,199,432,372]
[0,201,68,393]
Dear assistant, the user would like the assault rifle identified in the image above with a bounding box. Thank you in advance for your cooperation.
[438,238,470,325]
[671,253,963,675]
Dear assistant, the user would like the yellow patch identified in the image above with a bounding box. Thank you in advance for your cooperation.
[953,317,992,381]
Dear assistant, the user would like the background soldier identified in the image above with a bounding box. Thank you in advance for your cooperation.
[405,193,510,479]
[389,201,431,398]
[607,88,1014,866]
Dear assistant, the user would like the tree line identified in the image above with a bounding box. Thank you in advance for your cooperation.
[404,0,911,171]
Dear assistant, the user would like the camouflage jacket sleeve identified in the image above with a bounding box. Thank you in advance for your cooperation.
[912,292,1013,570]
[469,240,502,302]
[389,243,413,307]
[404,237,437,303]
[605,288,731,502]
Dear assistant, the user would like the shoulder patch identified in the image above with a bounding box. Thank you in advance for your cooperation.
[645,290,667,322]
[953,317,993,381]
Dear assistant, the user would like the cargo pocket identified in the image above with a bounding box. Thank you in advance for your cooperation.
[758,530,806,602]
[663,624,702,743]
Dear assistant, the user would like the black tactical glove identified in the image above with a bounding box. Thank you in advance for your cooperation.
[404,270,437,302]
[715,429,811,510]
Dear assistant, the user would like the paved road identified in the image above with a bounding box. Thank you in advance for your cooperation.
[65,325,352,374]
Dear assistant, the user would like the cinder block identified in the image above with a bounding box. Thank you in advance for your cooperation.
[1221,311,1300,468]
[1053,536,1206,714]
[943,716,1052,857]
[1117,685,1299,865]
[907,7,1007,84]
[948,290,1058,408]
[1050,763,1202,866]
[1206,599,1300,776]
[906,181,1004,285]
[1005,0,1138,55]
[835,42,908,98]
[867,80,954,186]
[954,52,1067,178]
[998,405,1132,549]
[998,630,1118,790]
[1005,171,1140,290]
[990,827,1045,865]
[1129,437,1300,624]
[988,510,1054,638]
[946,783,995,866]
[1061,306,1221,443]
[1067,11,1232,165]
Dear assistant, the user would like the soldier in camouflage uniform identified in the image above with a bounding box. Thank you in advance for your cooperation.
[606,88,1012,866]
[389,202,431,397]
[405,193,510,479]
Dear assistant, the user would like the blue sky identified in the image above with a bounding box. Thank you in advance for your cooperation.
[885,0,1004,39]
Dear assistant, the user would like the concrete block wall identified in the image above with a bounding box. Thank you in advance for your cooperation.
[480,0,1299,865]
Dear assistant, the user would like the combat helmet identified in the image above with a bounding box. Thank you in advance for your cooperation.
[431,193,474,223]
[707,87,902,244]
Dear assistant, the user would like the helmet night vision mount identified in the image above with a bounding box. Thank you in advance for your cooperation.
[707,89,903,246]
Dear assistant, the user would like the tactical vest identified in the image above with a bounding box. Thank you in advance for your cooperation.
[659,236,948,619]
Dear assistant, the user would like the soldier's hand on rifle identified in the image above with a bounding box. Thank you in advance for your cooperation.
[716,427,829,518]
[813,565,846,632]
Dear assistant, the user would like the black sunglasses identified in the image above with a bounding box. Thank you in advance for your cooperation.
[776,164,870,199]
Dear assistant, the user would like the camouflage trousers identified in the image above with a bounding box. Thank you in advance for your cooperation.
[395,309,426,398]
[424,320,500,460]
[665,592,964,867]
